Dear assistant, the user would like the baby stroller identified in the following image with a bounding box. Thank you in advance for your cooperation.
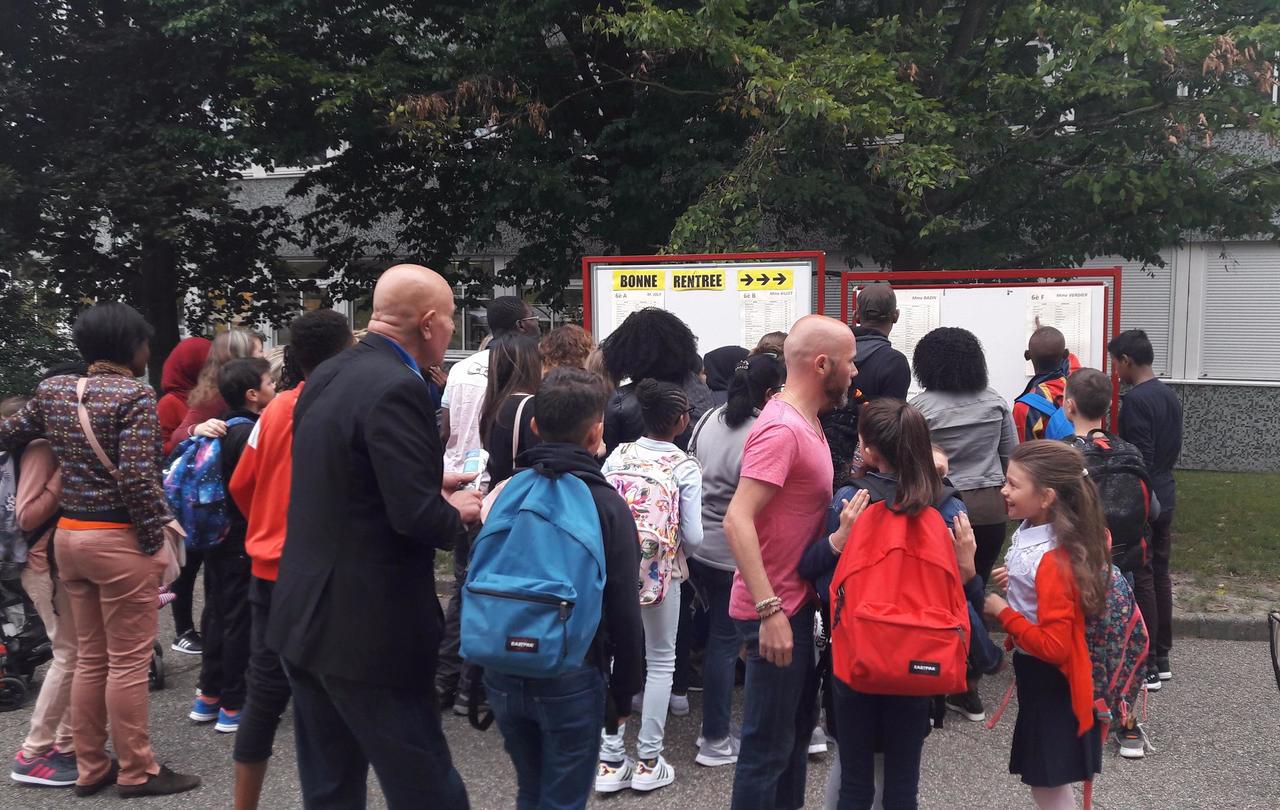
[0,562,53,710]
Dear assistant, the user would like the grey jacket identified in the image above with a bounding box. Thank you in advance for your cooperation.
[910,387,1018,492]
[688,405,756,571]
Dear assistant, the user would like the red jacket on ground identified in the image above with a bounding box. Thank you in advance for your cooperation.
[229,384,302,582]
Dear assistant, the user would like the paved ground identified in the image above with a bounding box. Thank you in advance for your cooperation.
[0,607,1275,809]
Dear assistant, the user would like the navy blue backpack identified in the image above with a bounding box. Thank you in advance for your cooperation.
[460,467,606,678]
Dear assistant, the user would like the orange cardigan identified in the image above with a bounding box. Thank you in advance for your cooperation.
[998,548,1095,736]
[229,385,302,582]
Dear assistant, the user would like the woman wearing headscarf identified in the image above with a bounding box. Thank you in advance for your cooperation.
[702,346,750,407]
[155,338,211,450]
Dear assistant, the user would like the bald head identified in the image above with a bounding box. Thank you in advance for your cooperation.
[368,264,456,367]
[782,315,857,414]
[1027,325,1068,374]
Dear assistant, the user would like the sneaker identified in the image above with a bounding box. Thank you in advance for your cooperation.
[189,694,220,723]
[214,709,240,734]
[1143,671,1162,692]
[170,630,202,656]
[631,756,675,792]
[73,760,118,797]
[945,689,985,722]
[595,758,635,793]
[808,725,829,755]
[670,693,690,716]
[11,750,77,787]
[1117,724,1147,759]
[695,735,740,767]
[1157,656,1172,681]
[117,765,201,798]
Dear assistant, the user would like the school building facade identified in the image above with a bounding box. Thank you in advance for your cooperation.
[233,172,1280,473]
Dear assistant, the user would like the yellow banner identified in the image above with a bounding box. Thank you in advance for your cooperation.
[736,268,794,291]
[612,269,664,291]
[671,269,727,292]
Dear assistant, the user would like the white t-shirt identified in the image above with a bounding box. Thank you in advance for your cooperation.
[441,349,490,474]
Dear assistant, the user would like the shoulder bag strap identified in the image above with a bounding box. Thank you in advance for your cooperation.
[688,406,719,455]
[76,378,121,482]
[512,394,534,463]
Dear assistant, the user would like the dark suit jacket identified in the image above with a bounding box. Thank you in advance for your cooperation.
[267,333,464,687]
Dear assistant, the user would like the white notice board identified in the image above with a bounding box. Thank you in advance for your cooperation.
[874,284,1107,405]
[587,259,816,353]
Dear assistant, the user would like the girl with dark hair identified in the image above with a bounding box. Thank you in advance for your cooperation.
[985,440,1108,810]
[0,302,200,796]
[599,309,714,453]
[685,352,785,766]
[798,399,975,810]
[908,326,1017,724]
[480,334,544,488]
[597,380,704,794]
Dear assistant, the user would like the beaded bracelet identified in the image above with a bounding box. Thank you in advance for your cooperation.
[758,603,783,620]
[755,596,783,617]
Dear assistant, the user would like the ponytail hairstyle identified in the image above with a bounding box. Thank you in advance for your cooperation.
[635,378,689,437]
[724,353,786,429]
[856,399,942,515]
[1009,440,1111,617]
[189,328,263,408]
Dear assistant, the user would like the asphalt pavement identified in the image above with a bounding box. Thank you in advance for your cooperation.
[0,610,1275,809]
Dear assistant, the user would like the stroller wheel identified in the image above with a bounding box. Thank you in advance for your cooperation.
[150,641,166,692]
[0,676,27,711]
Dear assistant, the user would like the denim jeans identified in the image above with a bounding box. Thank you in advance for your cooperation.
[600,585,681,761]
[731,605,817,810]
[287,663,467,810]
[485,665,606,810]
[689,559,739,742]
[832,680,931,810]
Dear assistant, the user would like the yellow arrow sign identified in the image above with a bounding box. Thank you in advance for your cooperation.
[736,268,793,291]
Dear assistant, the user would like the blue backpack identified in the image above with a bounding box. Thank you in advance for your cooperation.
[162,418,252,551]
[460,467,606,678]
[1016,391,1075,441]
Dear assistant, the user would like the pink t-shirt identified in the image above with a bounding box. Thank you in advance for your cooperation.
[729,398,834,621]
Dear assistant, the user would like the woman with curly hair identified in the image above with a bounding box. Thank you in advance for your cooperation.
[599,308,713,454]
[539,324,595,375]
[909,326,1016,725]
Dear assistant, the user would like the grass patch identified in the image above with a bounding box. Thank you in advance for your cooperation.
[1171,470,1280,583]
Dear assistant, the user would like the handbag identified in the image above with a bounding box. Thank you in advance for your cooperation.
[75,378,187,584]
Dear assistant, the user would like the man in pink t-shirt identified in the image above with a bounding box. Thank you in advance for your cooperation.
[724,315,857,810]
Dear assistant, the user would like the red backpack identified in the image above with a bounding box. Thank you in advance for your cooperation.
[829,501,969,696]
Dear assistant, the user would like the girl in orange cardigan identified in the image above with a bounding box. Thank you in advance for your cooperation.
[984,441,1110,810]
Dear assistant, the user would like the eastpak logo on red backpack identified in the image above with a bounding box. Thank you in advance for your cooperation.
[908,660,942,677]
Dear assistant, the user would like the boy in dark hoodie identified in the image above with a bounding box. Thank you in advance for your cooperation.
[188,357,275,735]
[484,367,644,809]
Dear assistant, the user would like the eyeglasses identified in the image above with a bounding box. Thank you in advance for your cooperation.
[517,316,540,326]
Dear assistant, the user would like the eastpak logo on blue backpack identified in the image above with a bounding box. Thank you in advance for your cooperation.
[1016,391,1075,441]
[162,418,252,552]
[460,466,606,678]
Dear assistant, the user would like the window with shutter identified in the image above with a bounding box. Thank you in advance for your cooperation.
[1082,254,1174,377]
[1200,244,1280,381]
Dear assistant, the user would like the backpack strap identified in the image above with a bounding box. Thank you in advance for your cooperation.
[76,378,121,482]
[1015,391,1058,417]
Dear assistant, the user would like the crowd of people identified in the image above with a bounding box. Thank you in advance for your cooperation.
[0,265,1185,810]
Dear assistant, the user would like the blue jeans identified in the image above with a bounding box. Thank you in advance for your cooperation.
[732,605,817,810]
[833,680,931,810]
[690,559,739,742]
[485,665,606,810]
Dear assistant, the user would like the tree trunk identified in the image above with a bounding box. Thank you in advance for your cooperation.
[137,238,181,389]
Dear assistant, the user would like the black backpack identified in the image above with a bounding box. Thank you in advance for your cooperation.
[1077,430,1152,573]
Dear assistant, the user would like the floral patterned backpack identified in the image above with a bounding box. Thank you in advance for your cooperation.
[605,443,688,607]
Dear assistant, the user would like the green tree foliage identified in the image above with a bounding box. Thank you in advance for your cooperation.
[0,1,296,383]
[0,277,75,399]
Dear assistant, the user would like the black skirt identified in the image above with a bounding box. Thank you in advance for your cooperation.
[1009,652,1103,788]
